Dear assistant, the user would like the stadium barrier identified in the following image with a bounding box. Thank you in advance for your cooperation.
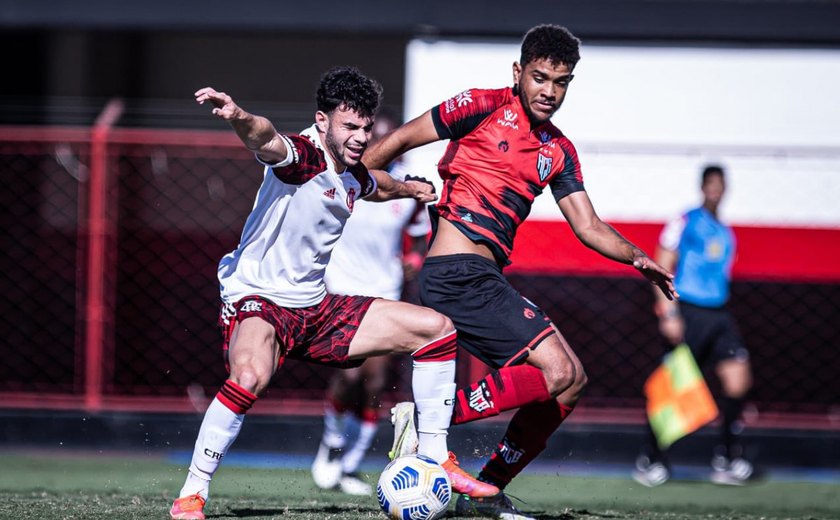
[0,111,838,430]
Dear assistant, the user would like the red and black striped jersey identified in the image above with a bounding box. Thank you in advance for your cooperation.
[430,87,584,265]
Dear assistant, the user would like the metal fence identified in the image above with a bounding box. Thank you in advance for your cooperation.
[1,115,838,428]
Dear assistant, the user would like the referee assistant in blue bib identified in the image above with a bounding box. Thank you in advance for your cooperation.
[633,165,754,487]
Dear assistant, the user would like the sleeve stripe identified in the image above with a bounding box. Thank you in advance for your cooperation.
[430,106,452,140]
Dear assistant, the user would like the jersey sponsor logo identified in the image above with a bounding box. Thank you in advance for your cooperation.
[347,187,356,212]
[239,300,263,313]
[445,90,474,113]
[323,188,336,199]
[496,108,519,130]
[536,153,553,182]
[498,140,509,152]
[498,438,524,465]
[468,381,493,413]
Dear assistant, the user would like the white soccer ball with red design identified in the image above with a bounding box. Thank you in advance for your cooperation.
[376,455,451,520]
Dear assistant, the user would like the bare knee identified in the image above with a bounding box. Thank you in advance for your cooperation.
[415,310,454,343]
[230,363,273,396]
[718,359,752,398]
[543,362,587,400]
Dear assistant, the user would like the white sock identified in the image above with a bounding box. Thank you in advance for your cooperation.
[322,402,345,449]
[180,398,244,499]
[412,359,456,464]
[342,419,377,474]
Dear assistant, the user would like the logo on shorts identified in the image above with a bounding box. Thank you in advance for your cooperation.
[468,381,493,413]
[498,438,524,464]
[323,188,336,199]
[239,300,263,313]
[523,308,536,319]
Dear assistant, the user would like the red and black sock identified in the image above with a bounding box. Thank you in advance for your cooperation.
[452,365,550,425]
[478,399,573,489]
[216,380,257,414]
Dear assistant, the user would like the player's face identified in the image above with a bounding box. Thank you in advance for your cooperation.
[702,173,726,208]
[318,105,374,171]
[513,58,574,125]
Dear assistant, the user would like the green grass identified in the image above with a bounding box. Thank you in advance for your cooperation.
[0,451,838,519]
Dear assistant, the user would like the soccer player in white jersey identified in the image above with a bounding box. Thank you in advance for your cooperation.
[169,67,498,520]
[311,110,431,496]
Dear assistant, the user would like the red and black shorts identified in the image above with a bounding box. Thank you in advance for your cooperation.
[218,294,376,369]
[418,254,555,369]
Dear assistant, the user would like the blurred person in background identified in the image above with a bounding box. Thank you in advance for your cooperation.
[311,109,431,496]
[633,165,754,487]
[170,67,498,520]
[364,24,677,519]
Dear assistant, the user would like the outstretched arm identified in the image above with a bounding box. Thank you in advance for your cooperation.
[366,170,437,203]
[558,191,678,300]
[195,87,288,163]
[363,111,441,170]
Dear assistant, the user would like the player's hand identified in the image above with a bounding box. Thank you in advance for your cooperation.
[658,314,685,346]
[404,175,437,203]
[633,253,678,300]
[195,87,243,121]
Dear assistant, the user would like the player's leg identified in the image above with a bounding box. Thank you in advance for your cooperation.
[710,310,753,484]
[349,298,498,497]
[473,329,585,491]
[171,299,284,519]
[350,298,455,461]
[312,367,362,490]
[338,356,389,495]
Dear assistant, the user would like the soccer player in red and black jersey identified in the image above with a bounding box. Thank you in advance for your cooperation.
[365,25,678,519]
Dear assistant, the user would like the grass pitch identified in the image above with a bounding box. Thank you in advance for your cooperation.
[0,451,838,519]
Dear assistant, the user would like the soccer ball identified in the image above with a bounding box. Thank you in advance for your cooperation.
[376,455,451,520]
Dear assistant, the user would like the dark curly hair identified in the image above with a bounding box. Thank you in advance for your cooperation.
[316,66,383,118]
[520,25,581,70]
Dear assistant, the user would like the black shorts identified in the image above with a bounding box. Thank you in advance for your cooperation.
[679,301,749,365]
[419,254,554,369]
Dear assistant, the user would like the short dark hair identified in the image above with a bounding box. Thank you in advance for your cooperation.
[520,25,581,69]
[702,164,725,184]
[316,66,383,118]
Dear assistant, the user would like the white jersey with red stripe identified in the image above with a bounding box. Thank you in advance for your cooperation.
[325,163,431,301]
[218,125,377,308]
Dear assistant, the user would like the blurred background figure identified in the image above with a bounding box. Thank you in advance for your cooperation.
[311,109,431,496]
[634,165,754,487]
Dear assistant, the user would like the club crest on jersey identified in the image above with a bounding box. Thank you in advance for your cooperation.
[347,187,356,212]
[536,152,553,181]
